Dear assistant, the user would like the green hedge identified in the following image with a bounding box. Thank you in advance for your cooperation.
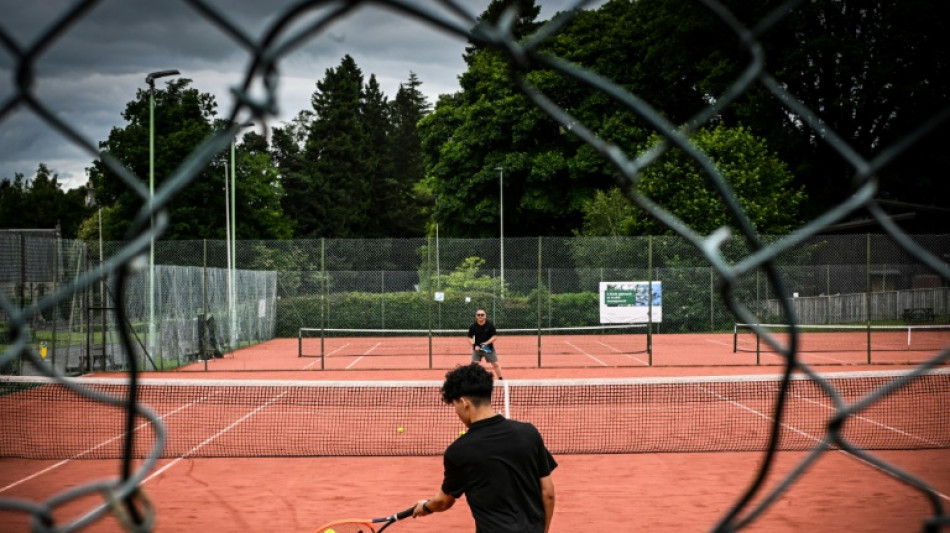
[275,290,605,335]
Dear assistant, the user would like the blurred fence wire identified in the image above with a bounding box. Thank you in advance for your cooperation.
[1,0,949,531]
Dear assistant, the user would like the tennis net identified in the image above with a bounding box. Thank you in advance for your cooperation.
[2,370,947,459]
[734,323,950,357]
[298,324,650,368]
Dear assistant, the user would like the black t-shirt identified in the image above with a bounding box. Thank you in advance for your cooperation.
[468,321,497,346]
[441,414,557,533]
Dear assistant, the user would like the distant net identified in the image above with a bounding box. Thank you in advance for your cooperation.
[2,370,947,459]
[734,323,950,355]
[298,324,649,368]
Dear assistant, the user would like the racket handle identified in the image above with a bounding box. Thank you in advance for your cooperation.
[395,505,416,520]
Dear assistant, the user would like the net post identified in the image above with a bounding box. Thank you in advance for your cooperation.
[297,328,302,358]
[752,329,762,366]
[428,332,433,370]
[320,328,325,370]
[503,378,510,418]
[537,330,542,368]
[733,323,738,353]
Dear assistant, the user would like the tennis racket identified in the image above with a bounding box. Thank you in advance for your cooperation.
[312,505,416,533]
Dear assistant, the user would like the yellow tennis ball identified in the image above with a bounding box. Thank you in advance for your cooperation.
[324,529,336,533]
[459,429,466,435]
[397,427,404,434]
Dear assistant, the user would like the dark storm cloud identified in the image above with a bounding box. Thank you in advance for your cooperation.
[1,0,599,190]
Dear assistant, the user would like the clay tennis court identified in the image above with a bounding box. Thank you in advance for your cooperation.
[2,337,949,532]
[168,329,946,373]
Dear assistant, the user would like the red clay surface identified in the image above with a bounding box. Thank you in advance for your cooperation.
[161,332,944,374]
[2,332,947,532]
[2,450,949,532]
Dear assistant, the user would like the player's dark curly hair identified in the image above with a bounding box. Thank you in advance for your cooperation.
[441,363,493,405]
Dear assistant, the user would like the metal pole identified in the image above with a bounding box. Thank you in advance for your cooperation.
[866,232,872,364]
[229,121,253,352]
[648,235,653,365]
[223,161,232,353]
[494,167,504,298]
[148,83,156,368]
[145,69,179,369]
[230,139,237,352]
[537,237,542,368]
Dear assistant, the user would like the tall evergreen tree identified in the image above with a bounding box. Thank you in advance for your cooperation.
[272,110,312,232]
[302,55,372,237]
[361,74,393,237]
[385,72,431,236]
[293,58,431,238]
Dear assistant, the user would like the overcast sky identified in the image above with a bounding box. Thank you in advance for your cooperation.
[0,0,602,191]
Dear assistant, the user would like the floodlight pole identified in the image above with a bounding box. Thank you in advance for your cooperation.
[146,69,179,367]
[494,167,504,298]
[228,121,253,353]
[223,157,231,353]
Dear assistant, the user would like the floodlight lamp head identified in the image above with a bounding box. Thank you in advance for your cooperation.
[145,69,181,88]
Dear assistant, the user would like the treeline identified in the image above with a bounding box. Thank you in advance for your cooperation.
[2,0,946,240]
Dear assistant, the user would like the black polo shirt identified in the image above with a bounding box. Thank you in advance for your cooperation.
[441,414,557,533]
[468,320,497,346]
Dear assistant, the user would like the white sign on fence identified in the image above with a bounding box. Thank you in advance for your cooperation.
[599,281,662,323]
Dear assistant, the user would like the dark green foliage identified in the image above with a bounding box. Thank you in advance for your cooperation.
[0,165,91,237]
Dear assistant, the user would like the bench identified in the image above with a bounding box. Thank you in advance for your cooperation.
[902,307,935,322]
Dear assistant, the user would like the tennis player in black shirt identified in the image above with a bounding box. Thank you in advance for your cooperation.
[468,308,503,380]
[412,363,557,532]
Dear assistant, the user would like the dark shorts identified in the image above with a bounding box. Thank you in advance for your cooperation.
[472,347,499,363]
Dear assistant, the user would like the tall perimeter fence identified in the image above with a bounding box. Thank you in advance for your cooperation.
[1,232,277,375]
[3,232,947,374]
[3,2,950,533]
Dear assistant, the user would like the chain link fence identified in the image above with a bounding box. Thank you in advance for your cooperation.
[1,235,277,375]
[5,233,945,375]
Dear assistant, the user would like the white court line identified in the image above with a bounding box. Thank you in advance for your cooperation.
[345,342,381,369]
[705,338,735,348]
[697,385,950,502]
[757,350,853,365]
[0,390,224,493]
[300,343,349,370]
[596,340,649,365]
[563,341,608,366]
[141,391,288,481]
[74,390,290,526]
[791,393,944,448]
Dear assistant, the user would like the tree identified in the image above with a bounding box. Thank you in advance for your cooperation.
[272,110,312,235]
[604,0,950,227]
[85,78,291,241]
[385,72,431,237]
[87,78,219,240]
[299,55,373,237]
[420,5,609,237]
[0,165,91,237]
[288,57,431,238]
[579,125,805,236]
[234,131,294,240]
